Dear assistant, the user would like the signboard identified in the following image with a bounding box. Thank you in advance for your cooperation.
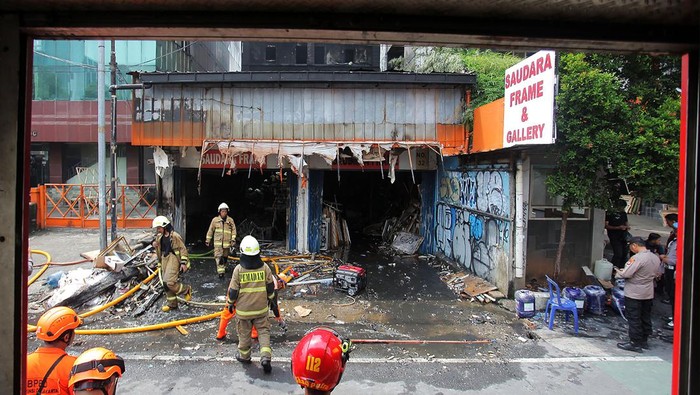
[503,51,556,148]
[200,151,266,169]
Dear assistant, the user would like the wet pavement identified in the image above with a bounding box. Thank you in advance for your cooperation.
[26,227,673,394]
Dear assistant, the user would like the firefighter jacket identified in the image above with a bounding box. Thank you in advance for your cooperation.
[206,216,237,249]
[228,254,274,319]
[25,347,77,395]
[154,230,190,269]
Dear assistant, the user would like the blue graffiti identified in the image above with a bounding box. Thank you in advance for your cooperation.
[434,168,511,283]
[469,214,483,240]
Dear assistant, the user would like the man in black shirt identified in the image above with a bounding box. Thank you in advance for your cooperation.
[606,199,631,269]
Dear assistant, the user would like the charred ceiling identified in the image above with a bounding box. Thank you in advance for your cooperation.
[3,0,698,53]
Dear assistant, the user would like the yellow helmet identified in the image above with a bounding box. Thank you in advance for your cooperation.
[35,306,82,342]
[152,215,170,228]
[69,347,125,390]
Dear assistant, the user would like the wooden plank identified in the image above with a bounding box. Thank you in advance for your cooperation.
[462,276,498,297]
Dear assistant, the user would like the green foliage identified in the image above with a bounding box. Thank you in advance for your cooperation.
[458,49,522,109]
[548,53,634,211]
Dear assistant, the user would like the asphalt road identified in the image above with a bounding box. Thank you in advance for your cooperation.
[27,227,674,394]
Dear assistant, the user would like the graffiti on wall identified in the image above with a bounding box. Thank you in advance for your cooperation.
[435,169,511,282]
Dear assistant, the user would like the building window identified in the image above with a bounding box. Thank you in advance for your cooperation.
[295,44,308,64]
[265,44,276,62]
[529,165,590,220]
[314,45,325,64]
[343,48,355,63]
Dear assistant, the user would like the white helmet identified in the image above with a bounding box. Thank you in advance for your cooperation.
[239,235,260,256]
[218,203,229,211]
[152,215,170,228]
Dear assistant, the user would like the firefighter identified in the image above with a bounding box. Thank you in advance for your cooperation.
[291,327,352,395]
[226,235,275,373]
[26,306,82,395]
[152,215,192,312]
[206,202,237,278]
[68,347,125,395]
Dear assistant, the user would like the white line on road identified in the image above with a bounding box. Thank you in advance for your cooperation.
[121,354,664,364]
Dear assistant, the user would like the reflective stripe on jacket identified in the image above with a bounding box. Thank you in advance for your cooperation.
[230,263,273,319]
[206,216,237,248]
[155,231,189,266]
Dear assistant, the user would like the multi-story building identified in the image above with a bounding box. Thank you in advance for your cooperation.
[30,40,234,186]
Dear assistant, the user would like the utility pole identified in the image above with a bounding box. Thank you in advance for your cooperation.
[110,39,118,241]
[97,41,107,250]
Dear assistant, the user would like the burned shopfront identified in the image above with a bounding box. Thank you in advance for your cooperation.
[131,71,475,252]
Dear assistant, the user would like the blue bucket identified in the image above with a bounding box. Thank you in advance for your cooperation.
[611,287,625,316]
[563,286,586,313]
[515,290,536,318]
[583,285,606,315]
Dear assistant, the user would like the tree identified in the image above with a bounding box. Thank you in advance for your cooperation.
[546,53,634,278]
[589,54,681,204]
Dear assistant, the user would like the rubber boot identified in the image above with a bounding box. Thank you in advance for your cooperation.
[183,285,192,302]
[261,356,272,373]
[216,308,234,340]
[251,325,258,340]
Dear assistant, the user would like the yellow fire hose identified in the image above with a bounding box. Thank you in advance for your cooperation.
[27,250,51,287]
[79,268,160,318]
[73,311,222,335]
[27,249,328,335]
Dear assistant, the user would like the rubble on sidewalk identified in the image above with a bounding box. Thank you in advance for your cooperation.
[439,270,503,305]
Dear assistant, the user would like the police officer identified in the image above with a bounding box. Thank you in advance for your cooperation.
[206,202,237,278]
[226,235,275,373]
[26,307,82,395]
[153,215,192,312]
[68,347,125,395]
[291,327,352,395]
[615,236,662,352]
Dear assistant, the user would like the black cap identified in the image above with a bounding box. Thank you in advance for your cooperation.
[628,236,646,246]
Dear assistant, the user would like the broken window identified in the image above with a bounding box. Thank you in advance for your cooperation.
[265,44,276,62]
[296,44,308,64]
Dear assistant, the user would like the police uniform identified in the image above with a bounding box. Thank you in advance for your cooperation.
[206,215,237,276]
[228,256,274,362]
[26,347,76,395]
[155,230,191,310]
[616,248,661,347]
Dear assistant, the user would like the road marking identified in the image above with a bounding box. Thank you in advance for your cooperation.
[122,353,664,364]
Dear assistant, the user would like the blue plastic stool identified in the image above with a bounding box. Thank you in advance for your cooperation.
[544,275,579,334]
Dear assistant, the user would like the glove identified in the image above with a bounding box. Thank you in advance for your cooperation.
[205,240,210,247]
[180,262,189,273]
[226,303,235,314]
[276,317,288,331]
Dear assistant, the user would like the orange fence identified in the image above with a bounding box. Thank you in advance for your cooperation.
[30,184,157,229]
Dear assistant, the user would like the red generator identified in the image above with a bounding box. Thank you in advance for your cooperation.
[333,265,367,296]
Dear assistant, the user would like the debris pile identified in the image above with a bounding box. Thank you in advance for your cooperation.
[439,270,504,304]
[322,203,351,250]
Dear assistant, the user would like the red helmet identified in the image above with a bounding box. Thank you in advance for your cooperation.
[291,327,352,392]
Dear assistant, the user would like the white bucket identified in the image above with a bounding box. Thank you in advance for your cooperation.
[594,258,613,281]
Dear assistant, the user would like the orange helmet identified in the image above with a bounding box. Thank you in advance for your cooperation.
[69,347,125,390]
[35,306,82,342]
[291,327,352,392]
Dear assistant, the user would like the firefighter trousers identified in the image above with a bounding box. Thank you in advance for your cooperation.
[161,254,190,308]
[214,246,229,275]
[236,316,271,360]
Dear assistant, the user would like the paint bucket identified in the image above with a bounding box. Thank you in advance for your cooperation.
[515,290,536,318]
[563,286,586,313]
[583,285,606,315]
[612,287,626,317]
[594,258,613,281]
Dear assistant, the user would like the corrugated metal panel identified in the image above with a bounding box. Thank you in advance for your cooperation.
[133,85,466,145]
[307,170,324,253]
